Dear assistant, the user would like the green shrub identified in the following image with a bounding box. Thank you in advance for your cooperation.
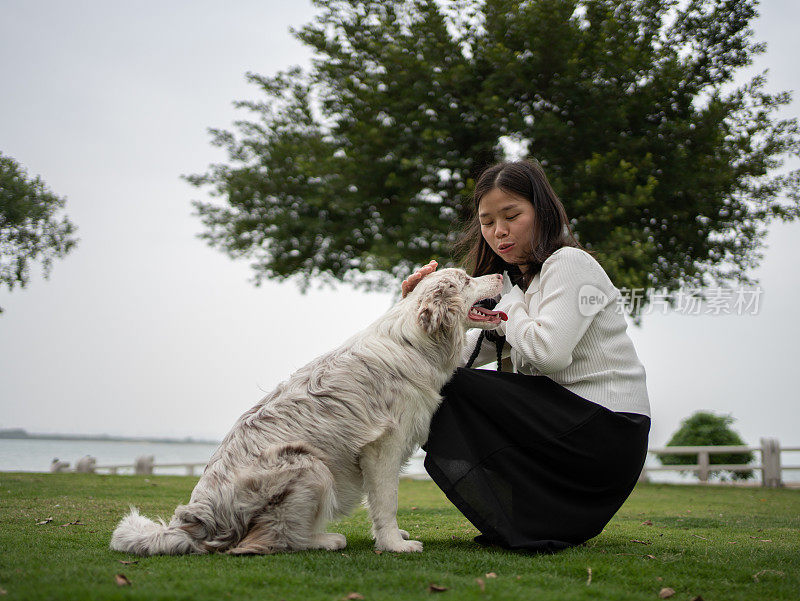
[658,411,754,480]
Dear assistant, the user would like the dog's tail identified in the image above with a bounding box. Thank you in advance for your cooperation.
[110,506,200,556]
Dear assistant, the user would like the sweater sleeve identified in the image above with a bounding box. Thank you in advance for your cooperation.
[501,248,615,375]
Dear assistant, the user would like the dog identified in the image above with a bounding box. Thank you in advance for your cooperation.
[110,268,505,556]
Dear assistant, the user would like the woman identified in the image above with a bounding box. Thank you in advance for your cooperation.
[402,160,650,553]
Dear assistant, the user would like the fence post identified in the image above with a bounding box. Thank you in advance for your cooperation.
[760,438,783,488]
[698,450,710,483]
[134,455,154,475]
[75,455,96,473]
[186,465,194,477]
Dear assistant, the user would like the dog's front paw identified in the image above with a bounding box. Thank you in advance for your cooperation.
[376,539,423,553]
[311,532,347,551]
[398,529,410,540]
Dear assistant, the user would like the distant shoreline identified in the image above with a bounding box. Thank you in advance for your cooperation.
[0,428,220,445]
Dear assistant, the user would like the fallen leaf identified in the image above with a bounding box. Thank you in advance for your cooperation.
[727,541,738,544]
[373,550,382,555]
[35,517,53,525]
[60,519,84,527]
[645,554,656,560]
[690,596,704,601]
[341,553,350,558]
[115,574,131,587]
[0,588,6,595]
[690,534,707,540]
[642,520,653,526]
[656,577,663,582]
[344,593,364,600]
[485,572,496,579]
[586,567,592,586]
[630,539,650,545]
[475,578,485,591]
[658,587,675,599]
[411,506,418,510]
[752,569,784,583]
[428,584,448,593]
[758,539,772,542]
[118,560,138,565]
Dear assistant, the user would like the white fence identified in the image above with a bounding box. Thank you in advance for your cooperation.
[641,438,800,487]
[63,438,800,488]
[53,455,207,476]
[96,455,207,476]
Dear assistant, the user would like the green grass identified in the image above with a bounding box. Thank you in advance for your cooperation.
[0,473,798,600]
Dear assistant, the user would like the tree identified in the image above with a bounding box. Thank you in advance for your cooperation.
[658,411,754,480]
[0,152,79,312]
[187,0,800,298]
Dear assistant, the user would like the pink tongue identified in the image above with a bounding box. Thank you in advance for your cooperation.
[477,307,508,321]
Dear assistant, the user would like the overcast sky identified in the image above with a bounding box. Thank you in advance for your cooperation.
[1,0,798,449]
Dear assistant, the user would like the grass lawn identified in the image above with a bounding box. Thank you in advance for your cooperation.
[0,473,797,600]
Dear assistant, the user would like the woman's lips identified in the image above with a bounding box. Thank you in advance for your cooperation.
[497,242,515,254]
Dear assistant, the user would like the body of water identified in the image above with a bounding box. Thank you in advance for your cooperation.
[0,438,430,477]
[0,439,221,475]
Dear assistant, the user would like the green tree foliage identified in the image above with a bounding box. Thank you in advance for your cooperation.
[187,0,800,294]
[658,411,754,480]
[0,152,78,312]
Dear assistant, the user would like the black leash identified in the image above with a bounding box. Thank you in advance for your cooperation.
[465,298,506,371]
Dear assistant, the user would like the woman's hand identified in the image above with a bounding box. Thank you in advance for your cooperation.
[401,260,438,298]
[494,285,526,336]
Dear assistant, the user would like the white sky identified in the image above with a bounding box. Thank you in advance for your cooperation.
[0,0,798,449]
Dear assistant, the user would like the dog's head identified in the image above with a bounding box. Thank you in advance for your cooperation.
[410,268,505,336]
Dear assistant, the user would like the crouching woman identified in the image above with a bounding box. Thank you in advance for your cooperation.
[402,160,651,552]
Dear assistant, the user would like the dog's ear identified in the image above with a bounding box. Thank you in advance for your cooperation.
[417,280,460,335]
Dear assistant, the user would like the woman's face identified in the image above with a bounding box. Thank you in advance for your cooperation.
[478,187,536,269]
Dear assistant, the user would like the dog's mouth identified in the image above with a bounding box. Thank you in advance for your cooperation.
[468,301,508,324]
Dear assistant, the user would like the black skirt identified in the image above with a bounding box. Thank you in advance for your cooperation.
[423,367,650,553]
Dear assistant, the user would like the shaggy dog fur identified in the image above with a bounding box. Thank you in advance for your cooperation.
[110,268,503,555]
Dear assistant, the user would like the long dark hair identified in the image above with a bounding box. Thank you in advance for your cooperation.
[454,159,584,290]
[456,160,584,371]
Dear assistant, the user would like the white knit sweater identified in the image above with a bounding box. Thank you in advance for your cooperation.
[461,246,651,417]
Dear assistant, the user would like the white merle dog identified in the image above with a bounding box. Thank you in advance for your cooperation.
[110,268,504,555]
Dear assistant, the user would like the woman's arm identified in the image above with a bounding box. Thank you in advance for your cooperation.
[496,248,615,374]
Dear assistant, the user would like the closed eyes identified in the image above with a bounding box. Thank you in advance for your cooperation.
[480,214,520,227]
